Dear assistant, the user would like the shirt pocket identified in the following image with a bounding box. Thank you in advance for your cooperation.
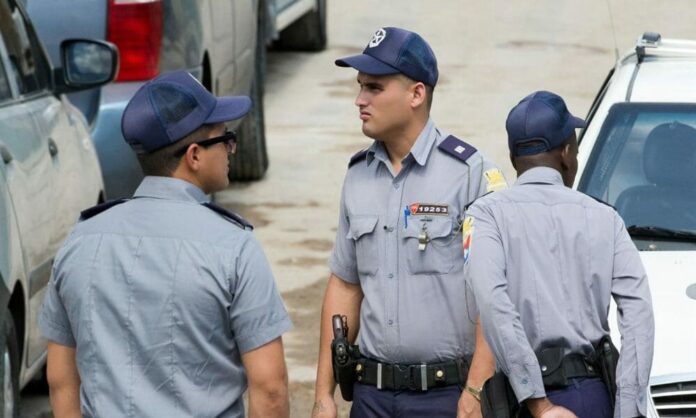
[347,215,379,277]
[403,216,461,275]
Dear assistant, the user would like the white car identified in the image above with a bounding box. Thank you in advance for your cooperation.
[575,32,696,417]
[0,0,117,415]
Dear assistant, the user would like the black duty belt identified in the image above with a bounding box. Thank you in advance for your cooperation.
[355,357,469,391]
[539,352,600,389]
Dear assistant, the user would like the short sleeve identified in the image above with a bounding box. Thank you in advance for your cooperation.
[328,180,359,283]
[39,265,76,348]
[229,235,292,354]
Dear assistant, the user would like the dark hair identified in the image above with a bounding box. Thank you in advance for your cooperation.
[136,124,216,176]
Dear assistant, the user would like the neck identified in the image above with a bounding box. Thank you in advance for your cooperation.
[381,116,428,171]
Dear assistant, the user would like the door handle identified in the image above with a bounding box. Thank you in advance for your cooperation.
[0,144,12,164]
[48,138,59,157]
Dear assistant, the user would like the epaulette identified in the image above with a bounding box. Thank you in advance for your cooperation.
[79,199,128,221]
[203,202,254,230]
[464,191,492,211]
[348,149,368,168]
[437,135,477,163]
[588,194,617,211]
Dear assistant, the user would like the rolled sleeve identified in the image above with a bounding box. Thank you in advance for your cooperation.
[465,202,545,401]
[39,269,76,348]
[328,183,359,284]
[230,235,292,354]
[611,213,654,417]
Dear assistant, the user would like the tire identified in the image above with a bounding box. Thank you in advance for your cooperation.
[274,0,327,52]
[228,4,268,181]
[0,311,20,418]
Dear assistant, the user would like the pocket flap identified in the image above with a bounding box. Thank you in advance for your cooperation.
[347,215,378,240]
[403,217,454,239]
[536,347,564,377]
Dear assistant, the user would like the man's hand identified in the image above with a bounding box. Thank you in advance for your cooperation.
[311,395,337,418]
[527,398,578,418]
[457,390,482,418]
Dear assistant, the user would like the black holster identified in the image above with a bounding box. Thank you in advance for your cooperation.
[481,372,519,418]
[591,335,619,408]
[331,315,360,401]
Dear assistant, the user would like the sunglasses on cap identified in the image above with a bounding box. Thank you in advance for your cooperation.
[173,130,237,157]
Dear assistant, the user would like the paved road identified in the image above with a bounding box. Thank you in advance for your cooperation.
[21,1,696,417]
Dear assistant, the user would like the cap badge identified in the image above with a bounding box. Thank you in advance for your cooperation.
[369,28,386,48]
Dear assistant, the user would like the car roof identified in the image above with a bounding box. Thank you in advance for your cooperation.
[613,34,696,103]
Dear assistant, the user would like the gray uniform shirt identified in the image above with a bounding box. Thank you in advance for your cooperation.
[466,167,654,418]
[39,176,292,418]
[329,119,506,363]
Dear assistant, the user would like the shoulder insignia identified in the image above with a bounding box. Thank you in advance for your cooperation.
[348,149,368,168]
[438,135,477,163]
[203,202,254,230]
[79,199,128,221]
[464,191,492,211]
[588,194,617,211]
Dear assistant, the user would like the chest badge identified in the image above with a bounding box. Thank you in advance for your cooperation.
[409,203,449,216]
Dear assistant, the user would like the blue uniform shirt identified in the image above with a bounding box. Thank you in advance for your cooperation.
[39,176,292,418]
[465,167,654,418]
[329,119,507,363]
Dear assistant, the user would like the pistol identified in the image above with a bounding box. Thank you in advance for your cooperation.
[331,314,358,401]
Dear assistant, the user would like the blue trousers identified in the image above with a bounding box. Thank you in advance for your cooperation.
[350,383,461,418]
[519,378,612,418]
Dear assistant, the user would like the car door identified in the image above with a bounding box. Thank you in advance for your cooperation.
[0,0,57,368]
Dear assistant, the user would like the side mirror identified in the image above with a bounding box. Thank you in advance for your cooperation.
[54,39,119,94]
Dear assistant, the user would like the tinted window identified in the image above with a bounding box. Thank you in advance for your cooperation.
[579,103,696,239]
[0,0,49,95]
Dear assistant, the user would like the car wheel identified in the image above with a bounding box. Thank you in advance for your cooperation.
[0,311,19,418]
[228,3,268,181]
[274,0,327,52]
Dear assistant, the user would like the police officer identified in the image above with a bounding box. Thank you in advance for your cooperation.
[465,91,654,418]
[39,70,292,418]
[312,27,507,418]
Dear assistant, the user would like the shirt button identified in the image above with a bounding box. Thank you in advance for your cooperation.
[393,183,400,189]
[388,320,393,325]
[388,273,394,279]
[521,378,528,385]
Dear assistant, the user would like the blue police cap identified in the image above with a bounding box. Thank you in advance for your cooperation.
[506,91,586,156]
[335,27,439,87]
[122,70,251,153]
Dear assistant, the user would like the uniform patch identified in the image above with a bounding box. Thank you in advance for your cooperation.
[484,168,508,192]
[462,216,474,264]
[409,203,449,216]
[369,28,387,48]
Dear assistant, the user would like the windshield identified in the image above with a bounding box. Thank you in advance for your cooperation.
[578,103,696,250]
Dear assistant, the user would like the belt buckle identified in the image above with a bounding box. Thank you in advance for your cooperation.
[404,364,428,391]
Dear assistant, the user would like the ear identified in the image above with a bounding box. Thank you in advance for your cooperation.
[561,143,572,170]
[409,82,427,108]
[183,144,202,172]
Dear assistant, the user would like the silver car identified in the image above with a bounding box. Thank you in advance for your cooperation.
[0,0,117,415]
[28,0,327,199]
[576,32,696,417]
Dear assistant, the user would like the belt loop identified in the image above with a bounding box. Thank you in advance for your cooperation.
[420,364,427,391]
[377,363,383,390]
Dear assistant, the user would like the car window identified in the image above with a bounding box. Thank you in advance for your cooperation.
[0,0,49,96]
[579,103,696,238]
